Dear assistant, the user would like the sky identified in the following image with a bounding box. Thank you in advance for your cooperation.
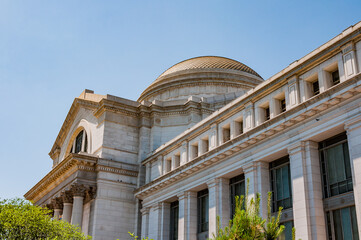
[0,0,361,199]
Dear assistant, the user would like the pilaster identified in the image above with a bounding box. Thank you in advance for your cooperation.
[345,114,361,237]
[207,179,219,238]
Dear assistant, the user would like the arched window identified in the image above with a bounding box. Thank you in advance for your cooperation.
[70,130,88,154]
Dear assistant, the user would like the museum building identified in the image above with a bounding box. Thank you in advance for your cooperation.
[25,21,361,240]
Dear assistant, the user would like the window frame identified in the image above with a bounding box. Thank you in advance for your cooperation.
[197,189,209,235]
[319,132,353,199]
[269,156,292,212]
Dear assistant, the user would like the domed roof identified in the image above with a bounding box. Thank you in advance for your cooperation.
[156,56,262,81]
[138,56,263,102]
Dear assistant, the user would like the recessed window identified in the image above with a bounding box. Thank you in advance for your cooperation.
[165,158,172,173]
[332,70,340,85]
[319,133,352,198]
[326,206,359,240]
[265,106,270,121]
[70,130,88,154]
[229,174,245,217]
[191,142,199,159]
[312,80,320,96]
[280,98,286,113]
[197,189,209,236]
[170,201,179,240]
[222,124,231,143]
[270,156,292,212]
[234,118,243,136]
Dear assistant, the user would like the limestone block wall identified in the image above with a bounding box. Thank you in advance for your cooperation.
[90,171,137,240]
[100,112,139,164]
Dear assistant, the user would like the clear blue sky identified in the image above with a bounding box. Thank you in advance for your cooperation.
[1,0,360,199]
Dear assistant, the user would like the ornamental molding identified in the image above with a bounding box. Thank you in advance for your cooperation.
[135,73,361,198]
[24,154,139,202]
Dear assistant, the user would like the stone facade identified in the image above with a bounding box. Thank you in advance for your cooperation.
[25,22,361,240]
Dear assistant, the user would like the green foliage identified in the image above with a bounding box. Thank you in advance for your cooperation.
[128,232,154,240]
[0,198,90,240]
[210,179,285,240]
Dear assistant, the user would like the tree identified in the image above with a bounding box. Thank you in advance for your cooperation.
[0,198,90,240]
[211,179,285,240]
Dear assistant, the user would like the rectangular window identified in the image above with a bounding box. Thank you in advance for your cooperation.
[332,70,340,85]
[312,80,320,95]
[265,106,270,120]
[319,133,352,198]
[270,156,292,212]
[170,201,179,240]
[165,158,172,173]
[197,189,209,235]
[191,143,199,159]
[280,98,286,113]
[222,124,231,143]
[229,174,245,217]
[326,206,359,240]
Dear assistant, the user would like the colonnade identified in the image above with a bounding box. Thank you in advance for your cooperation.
[141,132,361,240]
[47,184,96,228]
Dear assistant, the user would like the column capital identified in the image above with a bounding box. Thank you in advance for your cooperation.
[84,186,97,203]
[150,202,162,211]
[206,178,219,188]
[51,197,63,210]
[218,177,230,185]
[345,114,361,132]
[177,191,187,200]
[288,141,305,155]
[70,184,86,197]
[61,190,73,204]
[256,161,269,169]
[140,207,150,215]
[243,161,256,174]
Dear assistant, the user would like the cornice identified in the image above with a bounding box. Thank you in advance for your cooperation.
[135,74,361,198]
[24,154,139,202]
[24,153,97,202]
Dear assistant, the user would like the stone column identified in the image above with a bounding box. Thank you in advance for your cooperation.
[288,142,310,240]
[178,191,197,240]
[218,178,230,229]
[288,141,326,240]
[345,116,361,237]
[178,192,187,240]
[141,207,150,239]
[70,184,86,227]
[207,179,219,238]
[243,162,257,200]
[61,191,73,222]
[160,202,171,240]
[52,198,63,220]
[303,141,326,239]
[148,203,162,240]
[256,161,270,219]
[186,192,197,240]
